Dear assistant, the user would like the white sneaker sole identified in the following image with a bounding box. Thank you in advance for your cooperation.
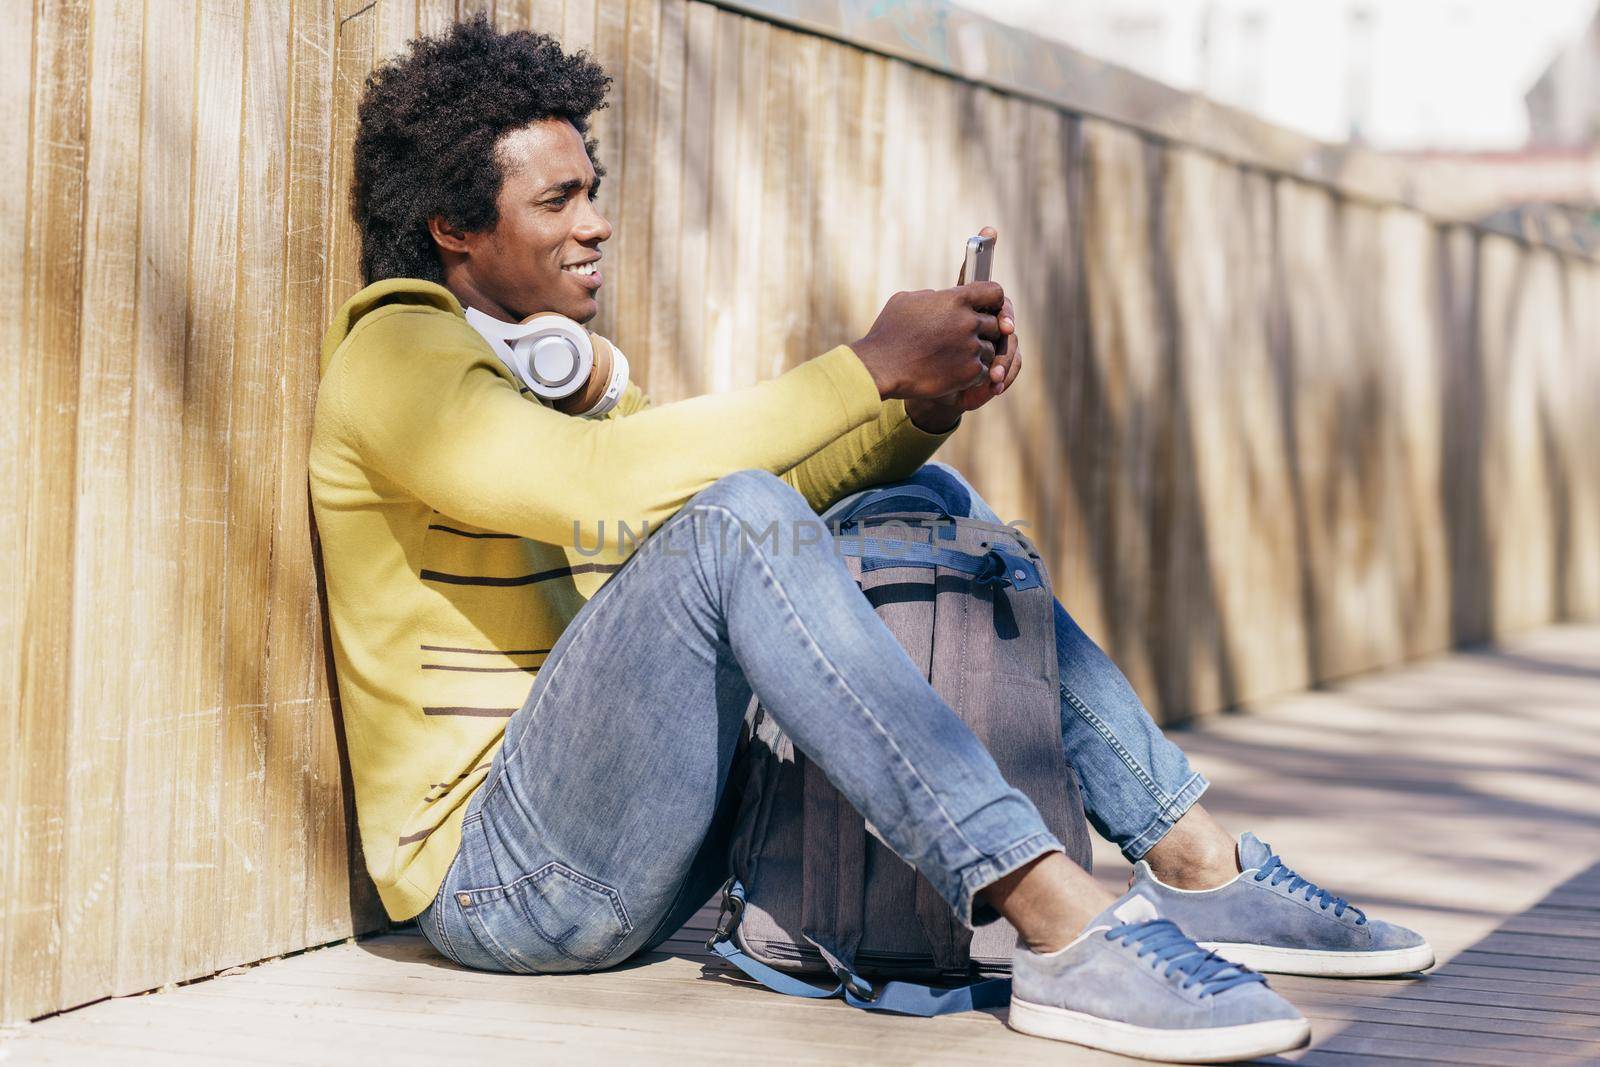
[1198,940,1435,977]
[1007,997,1311,1063]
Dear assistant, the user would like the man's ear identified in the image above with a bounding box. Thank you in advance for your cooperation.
[428,215,472,255]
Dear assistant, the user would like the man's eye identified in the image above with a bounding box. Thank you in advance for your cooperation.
[546,196,568,208]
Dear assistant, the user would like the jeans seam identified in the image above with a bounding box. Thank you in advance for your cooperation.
[694,500,990,875]
[1123,773,1209,860]
[1061,681,1173,810]
[432,894,458,964]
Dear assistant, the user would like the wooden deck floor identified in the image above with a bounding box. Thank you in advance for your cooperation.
[4,625,1598,1066]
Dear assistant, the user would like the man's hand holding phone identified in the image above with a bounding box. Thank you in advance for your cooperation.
[849,226,1021,434]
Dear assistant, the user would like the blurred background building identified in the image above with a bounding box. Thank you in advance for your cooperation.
[951,0,1600,252]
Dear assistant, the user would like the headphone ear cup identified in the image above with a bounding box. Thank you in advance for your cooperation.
[511,315,594,399]
[553,333,621,416]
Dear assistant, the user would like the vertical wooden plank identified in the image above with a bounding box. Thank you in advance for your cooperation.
[997,96,1055,555]
[1031,108,1101,640]
[1143,143,1199,716]
[3,0,87,1025]
[1240,169,1310,700]
[872,56,912,321]
[921,68,960,292]
[673,1,713,394]
[613,0,660,366]
[702,6,741,391]
[1374,208,1449,661]
[645,0,685,397]
[377,0,419,60]
[167,0,245,986]
[778,31,817,374]
[1473,236,1559,640]
[493,0,523,32]
[1474,234,1514,641]
[804,37,846,362]
[212,0,288,979]
[115,0,196,998]
[1479,235,1513,639]
[561,0,594,50]
[211,0,289,971]
[54,0,142,1012]
[845,48,885,348]
[416,0,456,36]
[1341,201,1404,676]
[583,0,626,341]
[1151,145,1204,715]
[1437,224,1490,645]
[325,0,375,321]
[1275,180,1361,682]
[752,24,792,383]
[0,0,36,1022]
[1489,244,1561,634]
[525,0,561,34]
[1076,119,1164,714]
[726,14,768,391]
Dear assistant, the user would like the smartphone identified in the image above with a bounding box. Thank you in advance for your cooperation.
[962,234,995,284]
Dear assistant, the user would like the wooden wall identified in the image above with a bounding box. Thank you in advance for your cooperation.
[4,0,1599,1025]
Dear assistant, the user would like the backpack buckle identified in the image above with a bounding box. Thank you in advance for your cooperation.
[834,966,877,1003]
[707,878,746,949]
[975,547,1041,591]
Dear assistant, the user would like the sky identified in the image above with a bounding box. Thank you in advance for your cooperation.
[946,0,1600,150]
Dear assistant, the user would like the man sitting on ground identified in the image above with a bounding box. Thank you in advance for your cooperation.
[310,17,1431,1062]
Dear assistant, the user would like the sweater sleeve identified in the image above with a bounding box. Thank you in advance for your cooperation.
[776,399,959,513]
[612,374,958,514]
[329,308,884,551]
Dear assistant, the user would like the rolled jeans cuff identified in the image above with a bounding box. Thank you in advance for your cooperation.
[955,831,1065,929]
[1121,771,1210,861]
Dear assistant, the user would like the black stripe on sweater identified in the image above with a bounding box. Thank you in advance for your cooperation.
[421,562,624,587]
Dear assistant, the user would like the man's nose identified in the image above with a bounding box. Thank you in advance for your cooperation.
[575,200,612,243]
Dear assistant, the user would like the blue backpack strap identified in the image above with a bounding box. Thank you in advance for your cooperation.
[844,972,1013,1015]
[709,938,844,1000]
[823,483,952,526]
[707,881,1010,1018]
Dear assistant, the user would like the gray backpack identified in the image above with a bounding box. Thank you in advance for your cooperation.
[707,483,1094,1016]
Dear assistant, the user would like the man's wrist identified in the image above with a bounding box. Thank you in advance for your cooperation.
[903,397,962,434]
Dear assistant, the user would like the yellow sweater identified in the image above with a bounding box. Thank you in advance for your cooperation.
[310,279,957,919]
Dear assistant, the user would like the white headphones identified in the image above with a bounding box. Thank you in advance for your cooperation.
[464,306,630,418]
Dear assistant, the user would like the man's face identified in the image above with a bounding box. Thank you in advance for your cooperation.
[455,117,611,323]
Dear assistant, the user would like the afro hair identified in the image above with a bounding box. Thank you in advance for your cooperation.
[350,14,611,284]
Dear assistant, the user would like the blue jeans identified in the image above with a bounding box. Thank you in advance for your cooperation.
[419,464,1205,975]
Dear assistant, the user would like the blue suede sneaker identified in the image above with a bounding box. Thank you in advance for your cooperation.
[1131,832,1435,977]
[1008,888,1310,1063]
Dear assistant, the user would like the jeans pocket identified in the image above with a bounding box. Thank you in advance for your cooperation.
[458,862,633,974]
